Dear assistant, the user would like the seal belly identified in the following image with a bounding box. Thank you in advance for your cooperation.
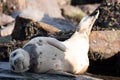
[33,43,67,73]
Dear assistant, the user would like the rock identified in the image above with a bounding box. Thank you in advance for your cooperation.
[0,36,12,43]
[12,0,62,18]
[0,1,3,13]
[2,0,26,15]
[0,13,14,26]
[93,0,120,30]
[0,22,15,37]
[89,30,120,60]
[0,13,15,37]
[56,0,71,6]
[79,4,100,14]
[71,0,102,5]
[38,22,61,34]
[88,52,120,76]
[0,62,102,80]
[12,9,75,40]
[25,0,63,18]
[12,16,41,40]
[61,5,86,21]
[0,40,28,61]
[2,0,63,18]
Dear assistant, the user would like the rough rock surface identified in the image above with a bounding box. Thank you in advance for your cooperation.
[79,4,100,14]
[12,9,75,40]
[2,0,63,18]
[25,0,62,18]
[61,5,86,21]
[0,13,14,26]
[0,62,102,80]
[2,0,26,15]
[0,13,15,37]
[71,0,102,5]
[0,1,3,13]
[57,0,71,6]
[89,30,120,60]
[0,40,28,61]
[93,0,120,30]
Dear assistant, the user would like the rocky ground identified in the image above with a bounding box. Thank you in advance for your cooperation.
[0,0,120,79]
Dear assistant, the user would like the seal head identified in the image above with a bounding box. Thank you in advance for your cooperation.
[9,48,30,72]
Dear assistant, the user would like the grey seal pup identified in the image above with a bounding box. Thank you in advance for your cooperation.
[9,11,99,74]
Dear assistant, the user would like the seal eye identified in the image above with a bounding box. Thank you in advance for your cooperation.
[11,52,17,57]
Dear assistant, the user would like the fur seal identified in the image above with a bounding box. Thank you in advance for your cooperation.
[9,11,99,74]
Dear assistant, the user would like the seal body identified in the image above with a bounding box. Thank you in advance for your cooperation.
[23,37,72,73]
[62,32,89,74]
[9,11,99,74]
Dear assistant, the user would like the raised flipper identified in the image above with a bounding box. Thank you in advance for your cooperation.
[46,37,66,51]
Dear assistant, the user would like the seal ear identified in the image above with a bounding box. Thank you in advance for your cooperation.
[77,10,99,35]
[46,37,66,51]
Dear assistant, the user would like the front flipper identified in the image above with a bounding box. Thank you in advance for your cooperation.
[46,37,66,51]
[46,70,75,77]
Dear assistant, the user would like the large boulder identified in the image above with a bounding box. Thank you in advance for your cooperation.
[12,9,75,40]
[89,30,120,60]
[0,13,14,26]
[1,0,63,18]
[0,62,102,80]
[71,0,102,5]
[93,0,120,30]
[0,13,15,43]
[61,5,86,21]
[88,0,120,60]
[2,0,26,15]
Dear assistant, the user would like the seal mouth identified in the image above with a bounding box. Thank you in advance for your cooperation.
[11,62,29,73]
[90,10,99,18]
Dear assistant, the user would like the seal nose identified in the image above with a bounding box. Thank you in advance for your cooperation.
[14,59,18,65]
[90,10,99,18]
[11,65,15,70]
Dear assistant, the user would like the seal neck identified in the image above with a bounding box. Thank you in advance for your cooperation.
[77,10,99,36]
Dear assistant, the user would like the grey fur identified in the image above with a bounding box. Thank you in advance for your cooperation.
[23,44,39,72]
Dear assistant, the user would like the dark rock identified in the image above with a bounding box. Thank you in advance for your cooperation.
[79,4,100,14]
[12,9,75,41]
[88,53,120,76]
[12,16,43,40]
[0,62,102,80]
[93,0,120,30]
[0,40,27,61]
[0,36,12,43]
[71,0,102,5]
